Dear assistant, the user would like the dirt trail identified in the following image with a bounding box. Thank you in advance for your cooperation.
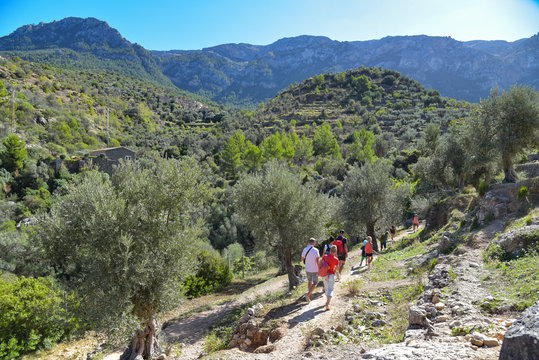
[214,227,423,360]
[162,274,288,359]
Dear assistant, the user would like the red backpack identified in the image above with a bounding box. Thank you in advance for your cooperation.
[318,256,329,277]
[334,239,344,255]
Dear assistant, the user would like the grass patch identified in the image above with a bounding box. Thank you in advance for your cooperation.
[485,247,539,310]
[376,282,424,343]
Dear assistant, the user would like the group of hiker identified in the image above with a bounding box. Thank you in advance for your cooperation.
[300,225,399,311]
[300,231,348,311]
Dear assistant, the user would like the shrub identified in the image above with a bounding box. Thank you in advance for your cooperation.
[518,186,528,201]
[483,244,514,263]
[183,249,232,298]
[478,181,489,196]
[0,277,79,359]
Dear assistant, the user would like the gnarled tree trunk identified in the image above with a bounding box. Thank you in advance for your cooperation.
[120,316,158,360]
[283,245,299,290]
[503,153,518,183]
[366,221,379,252]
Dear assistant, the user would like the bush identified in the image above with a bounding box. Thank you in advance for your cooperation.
[518,186,528,201]
[183,249,232,298]
[478,181,489,196]
[483,244,514,263]
[0,277,79,359]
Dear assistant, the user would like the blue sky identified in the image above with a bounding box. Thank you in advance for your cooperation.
[0,0,538,50]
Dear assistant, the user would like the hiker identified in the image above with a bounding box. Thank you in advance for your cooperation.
[325,236,335,255]
[359,240,368,267]
[321,245,340,310]
[390,224,396,241]
[334,229,348,281]
[301,237,320,302]
[381,230,389,251]
[412,214,419,232]
[365,236,378,270]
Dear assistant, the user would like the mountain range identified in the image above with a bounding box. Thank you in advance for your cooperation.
[1,17,537,106]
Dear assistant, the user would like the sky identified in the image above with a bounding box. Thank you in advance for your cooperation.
[0,0,538,50]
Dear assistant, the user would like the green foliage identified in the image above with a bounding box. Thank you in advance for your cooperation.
[481,86,539,182]
[313,123,340,157]
[518,186,528,200]
[478,181,489,196]
[232,256,254,275]
[348,128,376,165]
[0,134,27,173]
[483,244,514,263]
[485,245,539,310]
[204,326,234,353]
[37,157,212,331]
[183,249,232,298]
[233,161,332,288]
[341,160,401,245]
[0,277,80,359]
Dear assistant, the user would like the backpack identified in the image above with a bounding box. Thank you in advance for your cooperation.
[318,256,329,277]
[334,239,344,255]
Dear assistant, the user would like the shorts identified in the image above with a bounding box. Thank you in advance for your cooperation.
[306,271,318,284]
[323,273,335,297]
[362,256,368,260]
[338,253,347,261]
[366,253,373,258]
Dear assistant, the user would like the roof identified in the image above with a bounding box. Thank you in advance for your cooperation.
[88,146,133,153]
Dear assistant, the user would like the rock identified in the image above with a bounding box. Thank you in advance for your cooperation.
[439,235,453,253]
[409,306,428,327]
[372,319,386,327]
[243,338,252,347]
[499,301,539,360]
[311,327,325,337]
[496,225,539,256]
[435,302,446,311]
[470,332,485,347]
[251,328,270,347]
[449,320,461,329]
[432,295,440,304]
[483,336,500,347]
[436,315,450,323]
[156,355,166,360]
[269,327,284,342]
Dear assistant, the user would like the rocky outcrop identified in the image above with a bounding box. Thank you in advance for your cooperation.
[496,225,539,256]
[229,305,283,352]
[499,301,539,360]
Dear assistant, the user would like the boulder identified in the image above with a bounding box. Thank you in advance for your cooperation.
[269,327,284,342]
[499,301,539,360]
[409,306,428,327]
[496,225,539,256]
[253,344,276,353]
[251,328,270,347]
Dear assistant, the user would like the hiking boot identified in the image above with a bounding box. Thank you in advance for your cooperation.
[305,294,311,303]
[325,305,330,311]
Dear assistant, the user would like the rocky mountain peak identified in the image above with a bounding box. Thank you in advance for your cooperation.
[0,17,131,51]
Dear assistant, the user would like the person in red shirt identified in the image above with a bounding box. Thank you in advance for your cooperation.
[321,245,340,310]
[365,236,379,270]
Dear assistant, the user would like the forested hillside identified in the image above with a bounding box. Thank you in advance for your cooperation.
[0,49,538,360]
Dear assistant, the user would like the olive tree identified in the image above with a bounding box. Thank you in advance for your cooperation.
[37,158,211,360]
[482,86,539,183]
[233,161,332,289]
[341,160,400,251]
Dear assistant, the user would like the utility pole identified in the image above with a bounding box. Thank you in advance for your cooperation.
[106,107,110,147]
[11,90,15,133]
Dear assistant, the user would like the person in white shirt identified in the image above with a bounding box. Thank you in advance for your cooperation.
[301,237,320,302]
